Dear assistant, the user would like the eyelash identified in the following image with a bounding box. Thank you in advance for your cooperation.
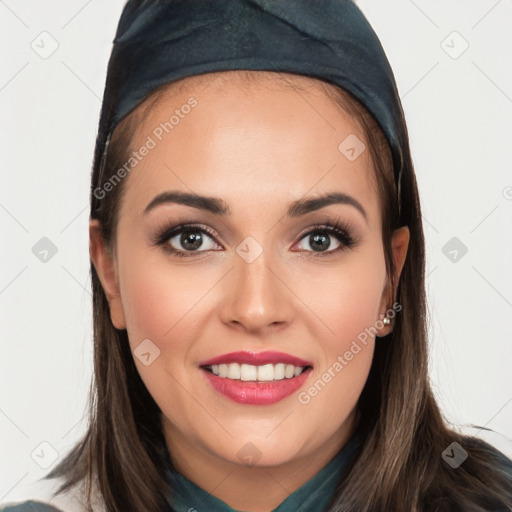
[151,219,358,259]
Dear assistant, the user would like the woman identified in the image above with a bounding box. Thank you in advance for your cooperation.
[2,1,511,511]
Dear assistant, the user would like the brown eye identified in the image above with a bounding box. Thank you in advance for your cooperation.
[298,230,340,252]
[153,223,221,258]
[294,222,357,256]
[169,229,214,252]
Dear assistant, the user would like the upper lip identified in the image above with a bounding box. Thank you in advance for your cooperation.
[199,351,313,367]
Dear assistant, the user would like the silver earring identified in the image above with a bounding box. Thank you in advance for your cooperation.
[383,315,391,326]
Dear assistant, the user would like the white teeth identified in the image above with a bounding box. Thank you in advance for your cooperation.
[218,364,228,378]
[227,363,241,379]
[274,363,285,380]
[257,363,274,381]
[241,363,258,381]
[208,362,307,381]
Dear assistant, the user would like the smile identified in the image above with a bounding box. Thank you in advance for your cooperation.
[198,350,314,405]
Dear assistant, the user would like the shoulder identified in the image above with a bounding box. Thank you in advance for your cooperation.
[0,475,106,512]
[0,501,64,512]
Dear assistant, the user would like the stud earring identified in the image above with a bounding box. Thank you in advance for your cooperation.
[382,315,391,326]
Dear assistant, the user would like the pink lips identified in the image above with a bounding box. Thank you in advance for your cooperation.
[201,368,312,405]
[199,350,313,405]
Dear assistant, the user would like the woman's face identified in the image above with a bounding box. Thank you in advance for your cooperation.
[91,73,409,470]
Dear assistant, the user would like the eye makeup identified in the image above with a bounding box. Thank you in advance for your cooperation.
[149,216,360,259]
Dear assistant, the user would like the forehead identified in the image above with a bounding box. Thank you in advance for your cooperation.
[119,71,379,226]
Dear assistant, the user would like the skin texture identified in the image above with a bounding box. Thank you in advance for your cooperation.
[90,72,409,512]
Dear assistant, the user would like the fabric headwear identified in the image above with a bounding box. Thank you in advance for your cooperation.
[94,0,406,211]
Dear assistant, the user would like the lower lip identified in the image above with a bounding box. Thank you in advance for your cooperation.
[201,367,312,405]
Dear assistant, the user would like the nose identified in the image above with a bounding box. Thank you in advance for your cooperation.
[219,246,293,334]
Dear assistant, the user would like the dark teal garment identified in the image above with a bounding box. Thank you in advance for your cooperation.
[163,432,361,512]
[0,503,61,512]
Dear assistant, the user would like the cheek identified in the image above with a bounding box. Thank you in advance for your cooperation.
[309,248,386,352]
[118,258,210,411]
[296,277,379,441]
[119,252,214,350]
[295,248,385,419]
[121,270,180,349]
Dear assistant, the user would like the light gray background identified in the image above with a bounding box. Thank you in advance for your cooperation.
[1,0,511,502]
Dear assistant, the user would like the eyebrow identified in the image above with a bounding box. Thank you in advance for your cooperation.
[143,190,368,223]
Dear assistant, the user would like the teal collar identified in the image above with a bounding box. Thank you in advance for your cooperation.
[163,432,361,512]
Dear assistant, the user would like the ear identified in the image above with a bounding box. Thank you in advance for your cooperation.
[376,225,410,337]
[89,219,126,330]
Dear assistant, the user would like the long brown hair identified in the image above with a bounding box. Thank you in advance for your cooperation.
[47,70,512,512]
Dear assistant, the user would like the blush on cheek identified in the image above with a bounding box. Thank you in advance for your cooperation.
[124,282,172,345]
[317,281,384,353]
[304,275,378,367]
[337,308,381,351]
[121,264,218,353]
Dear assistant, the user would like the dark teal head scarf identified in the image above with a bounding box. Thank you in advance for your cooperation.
[92,0,407,216]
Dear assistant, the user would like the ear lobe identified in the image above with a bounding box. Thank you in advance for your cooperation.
[89,219,126,330]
